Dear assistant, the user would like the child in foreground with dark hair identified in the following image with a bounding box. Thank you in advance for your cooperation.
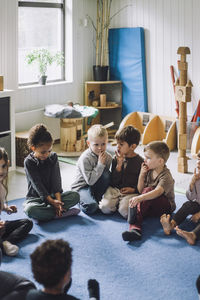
[160,150,200,245]
[23,124,80,222]
[0,147,33,256]
[27,239,100,300]
[122,141,176,242]
[99,126,143,218]
[26,239,79,300]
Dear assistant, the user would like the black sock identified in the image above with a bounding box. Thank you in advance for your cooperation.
[88,279,100,300]
[128,207,137,224]
[196,275,200,294]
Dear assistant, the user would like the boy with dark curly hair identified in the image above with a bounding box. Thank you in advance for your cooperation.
[26,239,79,300]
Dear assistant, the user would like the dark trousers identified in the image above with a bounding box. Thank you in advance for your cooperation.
[0,271,36,300]
[129,187,171,232]
[194,224,200,240]
[0,219,33,250]
[79,168,111,214]
[172,200,200,240]
[172,200,200,225]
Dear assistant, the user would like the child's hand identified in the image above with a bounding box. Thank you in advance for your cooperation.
[191,167,200,185]
[0,220,5,236]
[51,200,64,217]
[120,187,135,194]
[98,151,106,165]
[140,162,149,177]
[6,205,17,215]
[129,196,142,208]
[115,150,124,165]
[0,220,5,228]
[191,211,200,223]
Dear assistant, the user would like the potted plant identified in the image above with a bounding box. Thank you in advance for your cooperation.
[26,48,64,85]
[88,0,130,81]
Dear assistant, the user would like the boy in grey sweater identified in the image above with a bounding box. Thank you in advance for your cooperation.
[71,125,112,214]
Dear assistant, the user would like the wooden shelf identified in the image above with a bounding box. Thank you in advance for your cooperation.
[85,81,122,134]
[96,105,121,109]
[85,80,121,84]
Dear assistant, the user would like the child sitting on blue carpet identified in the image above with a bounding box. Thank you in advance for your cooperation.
[23,124,80,221]
[122,141,176,242]
[71,124,112,214]
[160,150,200,245]
[26,239,80,300]
[0,147,33,256]
[99,126,143,219]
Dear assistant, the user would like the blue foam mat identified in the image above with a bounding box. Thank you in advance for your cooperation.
[109,27,148,117]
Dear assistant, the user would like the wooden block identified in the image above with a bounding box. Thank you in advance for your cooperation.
[178,133,187,150]
[178,61,188,71]
[178,157,188,173]
[0,76,3,91]
[100,94,106,107]
[175,86,191,102]
[177,47,190,55]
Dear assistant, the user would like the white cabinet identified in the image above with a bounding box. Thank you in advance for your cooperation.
[0,90,15,170]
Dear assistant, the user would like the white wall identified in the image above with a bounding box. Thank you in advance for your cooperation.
[1,0,200,131]
[110,0,200,118]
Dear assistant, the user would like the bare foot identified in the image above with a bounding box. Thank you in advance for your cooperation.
[175,226,196,245]
[191,211,200,223]
[160,214,173,235]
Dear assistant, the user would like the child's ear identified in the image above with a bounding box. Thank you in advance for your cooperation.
[31,146,35,152]
[86,140,90,147]
[131,143,137,151]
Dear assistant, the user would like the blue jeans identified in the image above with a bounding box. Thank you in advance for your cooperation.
[79,169,111,214]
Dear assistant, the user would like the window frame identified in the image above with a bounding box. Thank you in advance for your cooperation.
[18,0,65,86]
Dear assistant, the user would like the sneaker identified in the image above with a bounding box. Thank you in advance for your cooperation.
[2,241,19,256]
[122,229,142,242]
[88,279,100,300]
[55,208,80,219]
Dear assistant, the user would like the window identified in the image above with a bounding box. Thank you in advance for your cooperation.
[18,0,65,85]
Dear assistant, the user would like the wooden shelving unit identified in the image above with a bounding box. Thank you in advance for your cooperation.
[0,90,15,170]
[84,81,122,136]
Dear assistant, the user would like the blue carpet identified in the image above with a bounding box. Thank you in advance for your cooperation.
[1,194,200,300]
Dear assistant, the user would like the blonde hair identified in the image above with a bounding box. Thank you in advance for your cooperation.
[87,124,108,141]
[144,141,170,163]
[0,147,9,199]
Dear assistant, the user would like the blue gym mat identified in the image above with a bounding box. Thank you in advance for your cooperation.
[109,27,148,117]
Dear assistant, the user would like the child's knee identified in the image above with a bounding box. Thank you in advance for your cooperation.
[26,219,34,231]
[99,199,116,214]
[118,204,128,219]
[24,205,40,219]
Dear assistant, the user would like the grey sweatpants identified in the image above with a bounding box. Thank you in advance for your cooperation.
[23,191,79,221]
